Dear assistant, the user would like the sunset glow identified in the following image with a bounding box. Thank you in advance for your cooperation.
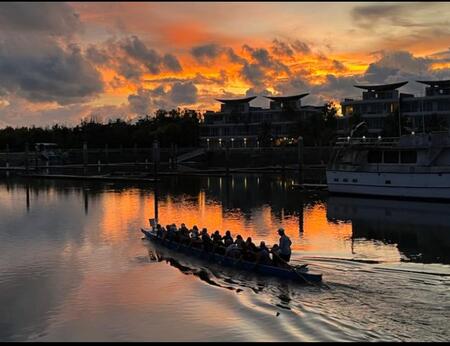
[0,2,449,126]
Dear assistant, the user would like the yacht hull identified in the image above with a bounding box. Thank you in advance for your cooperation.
[326,170,450,199]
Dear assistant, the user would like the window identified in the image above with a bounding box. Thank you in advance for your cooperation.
[385,180,391,184]
[384,151,399,164]
[352,178,358,183]
[334,178,339,182]
[343,178,348,182]
[400,151,417,164]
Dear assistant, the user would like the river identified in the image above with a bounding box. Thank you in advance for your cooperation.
[0,175,449,341]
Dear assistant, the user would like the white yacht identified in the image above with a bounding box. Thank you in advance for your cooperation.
[326,132,450,199]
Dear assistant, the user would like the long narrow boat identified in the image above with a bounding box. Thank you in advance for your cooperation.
[141,228,323,284]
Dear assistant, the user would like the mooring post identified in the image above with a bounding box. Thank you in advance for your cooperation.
[24,142,29,175]
[225,140,230,178]
[152,139,160,223]
[104,143,109,164]
[83,142,88,176]
[5,144,10,178]
[174,144,178,170]
[297,136,304,186]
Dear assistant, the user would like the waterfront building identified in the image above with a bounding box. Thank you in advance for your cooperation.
[200,94,324,148]
[338,81,408,136]
[337,80,450,136]
[401,80,450,133]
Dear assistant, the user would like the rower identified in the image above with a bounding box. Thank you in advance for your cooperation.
[277,228,292,263]
[222,230,233,246]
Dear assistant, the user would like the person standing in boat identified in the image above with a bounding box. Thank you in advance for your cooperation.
[277,228,292,262]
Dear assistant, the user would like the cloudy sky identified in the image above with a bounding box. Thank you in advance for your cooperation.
[0,2,449,127]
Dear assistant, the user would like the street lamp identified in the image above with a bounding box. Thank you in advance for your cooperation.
[243,137,247,148]
[231,137,234,148]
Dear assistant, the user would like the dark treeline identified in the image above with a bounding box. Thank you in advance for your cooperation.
[0,109,201,151]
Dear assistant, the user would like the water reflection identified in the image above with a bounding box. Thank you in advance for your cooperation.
[327,196,450,264]
[0,177,449,342]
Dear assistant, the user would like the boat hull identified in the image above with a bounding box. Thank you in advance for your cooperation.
[141,229,322,284]
[326,170,450,199]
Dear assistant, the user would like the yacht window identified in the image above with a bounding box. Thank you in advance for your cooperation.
[368,150,382,163]
[384,151,399,164]
[400,151,417,164]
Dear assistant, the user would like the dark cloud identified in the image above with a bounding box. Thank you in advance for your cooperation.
[241,63,265,86]
[271,39,294,57]
[121,36,163,74]
[190,44,246,65]
[0,3,104,106]
[128,88,153,115]
[243,44,289,76]
[191,43,222,61]
[332,60,347,72]
[163,54,182,73]
[226,48,247,64]
[0,40,103,105]
[121,36,182,74]
[169,82,198,105]
[291,40,311,55]
[351,3,449,30]
[127,82,197,116]
[117,57,144,80]
[86,45,110,65]
[0,2,80,36]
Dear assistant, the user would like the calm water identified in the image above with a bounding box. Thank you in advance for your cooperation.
[0,176,449,341]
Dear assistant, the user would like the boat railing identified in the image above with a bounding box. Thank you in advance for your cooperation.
[335,136,400,147]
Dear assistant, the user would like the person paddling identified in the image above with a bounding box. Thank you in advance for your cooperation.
[277,228,292,263]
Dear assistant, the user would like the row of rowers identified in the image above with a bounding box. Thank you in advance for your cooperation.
[154,223,293,267]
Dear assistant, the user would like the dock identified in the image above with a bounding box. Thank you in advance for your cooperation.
[26,174,158,183]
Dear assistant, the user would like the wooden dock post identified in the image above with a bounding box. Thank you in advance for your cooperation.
[5,144,9,177]
[25,142,29,175]
[152,139,160,223]
[83,142,88,176]
[225,140,230,177]
[104,143,109,164]
[297,136,304,186]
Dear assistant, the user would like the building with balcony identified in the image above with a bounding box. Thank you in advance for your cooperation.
[401,80,450,133]
[338,81,408,136]
[200,94,324,148]
[337,80,450,136]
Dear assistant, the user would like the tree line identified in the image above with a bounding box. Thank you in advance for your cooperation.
[0,109,201,151]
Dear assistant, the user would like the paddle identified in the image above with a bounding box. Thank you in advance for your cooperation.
[271,250,318,287]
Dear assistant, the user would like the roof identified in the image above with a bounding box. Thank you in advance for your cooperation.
[416,80,450,87]
[264,93,309,102]
[215,96,257,104]
[354,81,408,91]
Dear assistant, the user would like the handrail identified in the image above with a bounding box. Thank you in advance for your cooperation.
[335,136,400,146]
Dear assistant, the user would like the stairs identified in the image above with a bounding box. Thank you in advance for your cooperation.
[176,148,205,163]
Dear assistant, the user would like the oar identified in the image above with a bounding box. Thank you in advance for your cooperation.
[271,251,318,287]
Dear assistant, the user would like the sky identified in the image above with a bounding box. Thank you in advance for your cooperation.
[0,1,449,127]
